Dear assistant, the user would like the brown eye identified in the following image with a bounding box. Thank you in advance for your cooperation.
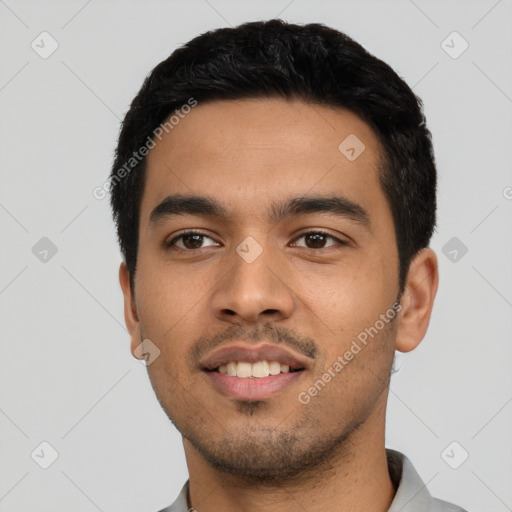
[292,231,345,250]
[180,234,205,249]
[165,231,217,251]
[305,233,329,249]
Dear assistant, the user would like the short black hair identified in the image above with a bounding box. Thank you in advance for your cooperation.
[110,19,436,295]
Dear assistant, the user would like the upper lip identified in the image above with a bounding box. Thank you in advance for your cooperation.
[200,342,310,371]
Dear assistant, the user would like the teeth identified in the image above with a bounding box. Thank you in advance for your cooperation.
[226,361,237,376]
[216,361,296,378]
[236,362,252,378]
[269,361,281,375]
[252,361,269,378]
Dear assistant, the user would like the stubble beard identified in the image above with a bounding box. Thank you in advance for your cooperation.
[176,400,365,487]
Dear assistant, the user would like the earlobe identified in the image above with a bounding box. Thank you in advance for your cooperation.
[119,262,143,359]
[395,248,439,353]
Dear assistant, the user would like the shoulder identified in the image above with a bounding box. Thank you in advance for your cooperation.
[386,449,468,512]
[431,497,469,511]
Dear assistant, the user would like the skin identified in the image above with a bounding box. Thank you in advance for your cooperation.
[119,97,439,512]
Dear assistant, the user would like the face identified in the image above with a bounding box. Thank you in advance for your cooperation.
[121,97,413,481]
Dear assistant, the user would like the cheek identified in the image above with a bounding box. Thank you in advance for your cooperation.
[293,259,394,327]
[288,260,398,382]
[135,262,203,355]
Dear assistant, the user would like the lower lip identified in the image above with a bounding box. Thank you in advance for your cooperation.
[204,370,304,400]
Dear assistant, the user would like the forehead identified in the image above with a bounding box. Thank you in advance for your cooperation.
[140,97,387,226]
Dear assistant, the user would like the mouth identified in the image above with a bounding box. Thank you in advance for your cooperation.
[199,343,311,400]
[203,360,306,401]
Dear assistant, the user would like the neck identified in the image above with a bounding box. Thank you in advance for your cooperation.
[183,398,396,512]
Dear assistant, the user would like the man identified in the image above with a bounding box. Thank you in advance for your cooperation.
[110,19,467,512]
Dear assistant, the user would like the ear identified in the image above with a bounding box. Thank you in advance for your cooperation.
[395,248,439,353]
[119,261,144,360]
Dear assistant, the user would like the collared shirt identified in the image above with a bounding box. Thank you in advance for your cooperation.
[157,449,468,512]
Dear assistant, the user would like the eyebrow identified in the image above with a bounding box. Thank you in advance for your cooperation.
[149,193,371,230]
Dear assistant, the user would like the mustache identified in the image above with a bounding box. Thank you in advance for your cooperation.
[189,323,318,365]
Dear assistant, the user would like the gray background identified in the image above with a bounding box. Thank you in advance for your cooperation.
[1,0,511,511]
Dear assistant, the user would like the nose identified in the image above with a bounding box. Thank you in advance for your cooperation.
[210,240,295,325]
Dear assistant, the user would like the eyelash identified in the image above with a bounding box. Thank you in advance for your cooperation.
[165,230,347,252]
